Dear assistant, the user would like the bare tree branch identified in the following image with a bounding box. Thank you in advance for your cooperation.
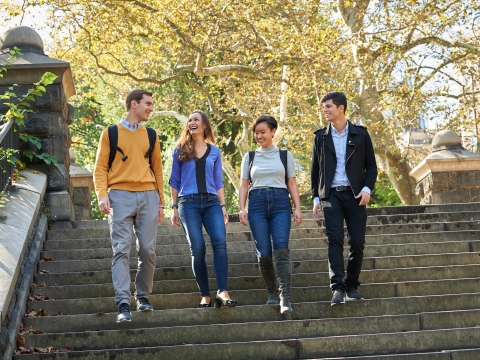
[164,17,200,51]
[416,54,469,88]
[151,111,188,123]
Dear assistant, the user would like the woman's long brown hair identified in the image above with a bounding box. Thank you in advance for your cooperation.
[176,110,216,162]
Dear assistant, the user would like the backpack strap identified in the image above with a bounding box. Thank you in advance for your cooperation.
[248,149,288,185]
[248,150,255,185]
[145,127,157,174]
[107,124,128,172]
[279,149,293,214]
[108,125,156,172]
[279,149,288,186]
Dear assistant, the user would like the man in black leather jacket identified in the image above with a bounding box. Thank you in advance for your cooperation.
[311,92,377,306]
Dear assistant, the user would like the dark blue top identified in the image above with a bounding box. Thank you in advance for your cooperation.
[169,143,224,197]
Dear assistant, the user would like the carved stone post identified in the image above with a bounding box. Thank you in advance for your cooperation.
[410,130,480,204]
[0,26,76,220]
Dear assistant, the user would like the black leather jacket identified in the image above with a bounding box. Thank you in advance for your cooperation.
[311,121,377,199]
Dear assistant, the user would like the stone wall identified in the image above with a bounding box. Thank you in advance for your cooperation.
[417,171,480,204]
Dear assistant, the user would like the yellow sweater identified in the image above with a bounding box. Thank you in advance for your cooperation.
[93,124,165,205]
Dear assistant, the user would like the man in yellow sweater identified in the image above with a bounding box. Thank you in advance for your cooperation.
[93,89,165,323]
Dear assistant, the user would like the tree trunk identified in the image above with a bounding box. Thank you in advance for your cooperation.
[377,151,420,205]
[222,156,240,193]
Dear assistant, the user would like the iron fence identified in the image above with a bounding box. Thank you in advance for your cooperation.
[0,120,19,193]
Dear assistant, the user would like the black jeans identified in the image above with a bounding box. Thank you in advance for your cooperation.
[322,190,367,292]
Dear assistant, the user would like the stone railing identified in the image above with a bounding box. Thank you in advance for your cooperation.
[0,120,19,193]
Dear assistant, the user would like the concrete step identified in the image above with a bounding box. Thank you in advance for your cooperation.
[30,264,480,299]
[22,292,480,333]
[43,221,480,252]
[46,202,480,232]
[38,243,480,275]
[21,308,480,351]
[366,202,480,215]
[38,239,480,267]
[45,219,480,242]
[320,348,480,360]
[41,229,480,261]
[46,210,480,239]
[33,252,480,286]
[27,277,480,315]
[15,329,480,360]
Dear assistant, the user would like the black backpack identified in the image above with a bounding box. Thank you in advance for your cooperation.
[248,149,288,185]
[107,124,157,173]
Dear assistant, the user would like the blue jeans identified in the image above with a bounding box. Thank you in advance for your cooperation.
[178,193,228,296]
[248,188,291,258]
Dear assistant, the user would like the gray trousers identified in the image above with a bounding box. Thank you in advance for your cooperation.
[108,189,159,306]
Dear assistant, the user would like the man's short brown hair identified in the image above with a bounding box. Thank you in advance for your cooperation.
[126,90,153,111]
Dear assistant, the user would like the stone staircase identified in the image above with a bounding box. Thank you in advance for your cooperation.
[13,203,480,359]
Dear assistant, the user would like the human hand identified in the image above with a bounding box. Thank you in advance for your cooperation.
[293,208,302,226]
[98,197,111,215]
[313,203,323,219]
[222,206,229,225]
[157,207,164,224]
[171,209,181,227]
[355,191,371,206]
[239,210,248,226]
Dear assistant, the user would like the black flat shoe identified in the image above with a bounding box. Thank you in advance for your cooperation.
[198,301,211,308]
[214,295,238,308]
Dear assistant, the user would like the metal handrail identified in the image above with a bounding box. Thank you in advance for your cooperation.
[0,120,19,193]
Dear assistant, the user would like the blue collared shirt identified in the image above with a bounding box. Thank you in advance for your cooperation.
[120,118,141,131]
[169,144,224,196]
[331,122,350,188]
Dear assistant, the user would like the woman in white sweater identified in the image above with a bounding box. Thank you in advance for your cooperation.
[238,115,302,314]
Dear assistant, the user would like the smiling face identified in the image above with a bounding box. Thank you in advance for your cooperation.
[187,112,205,138]
[254,121,276,148]
[131,94,153,122]
[322,99,344,123]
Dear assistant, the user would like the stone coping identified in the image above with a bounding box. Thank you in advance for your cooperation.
[0,169,46,328]
[410,156,480,181]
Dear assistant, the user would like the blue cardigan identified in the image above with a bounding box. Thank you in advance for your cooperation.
[169,144,224,197]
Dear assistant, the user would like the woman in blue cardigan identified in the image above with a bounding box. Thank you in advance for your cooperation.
[170,110,237,308]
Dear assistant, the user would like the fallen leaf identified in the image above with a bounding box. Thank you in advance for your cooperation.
[32,282,46,288]
[36,346,54,353]
[38,270,50,274]
[25,310,38,318]
[16,336,26,347]
[57,311,63,316]
[17,346,35,354]
[96,312,104,316]
[41,256,55,262]
[24,309,46,317]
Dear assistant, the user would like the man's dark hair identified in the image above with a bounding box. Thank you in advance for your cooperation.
[126,90,153,111]
[321,92,347,114]
[252,115,278,131]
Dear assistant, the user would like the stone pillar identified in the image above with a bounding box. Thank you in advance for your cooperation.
[0,26,76,220]
[410,130,480,204]
[69,149,93,220]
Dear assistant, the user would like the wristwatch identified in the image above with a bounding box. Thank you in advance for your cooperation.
[171,204,178,209]
[220,204,226,208]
